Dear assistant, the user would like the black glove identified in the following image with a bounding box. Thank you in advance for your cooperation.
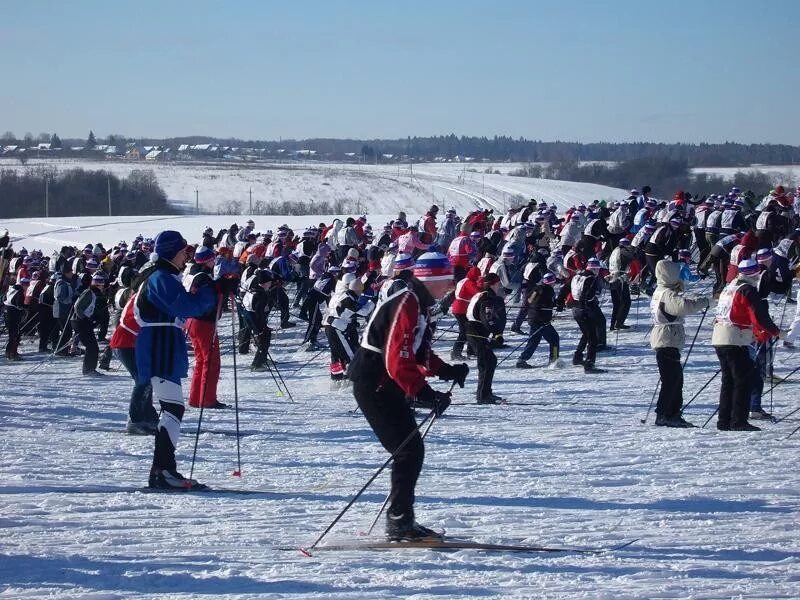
[438,363,469,388]
[415,385,452,417]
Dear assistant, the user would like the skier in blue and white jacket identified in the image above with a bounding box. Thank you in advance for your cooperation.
[135,230,220,491]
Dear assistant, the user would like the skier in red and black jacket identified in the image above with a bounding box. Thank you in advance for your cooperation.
[347,251,468,541]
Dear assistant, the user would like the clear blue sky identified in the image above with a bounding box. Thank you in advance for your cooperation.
[2,0,798,144]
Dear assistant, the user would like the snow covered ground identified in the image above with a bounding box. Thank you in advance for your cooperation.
[0,158,626,218]
[691,165,800,185]
[1,219,800,599]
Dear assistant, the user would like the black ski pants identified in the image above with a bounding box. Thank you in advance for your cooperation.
[4,308,22,358]
[573,307,598,367]
[353,377,424,519]
[451,313,468,357]
[715,345,754,429]
[38,304,58,352]
[655,347,684,418]
[75,318,99,374]
[609,279,631,329]
[465,321,497,402]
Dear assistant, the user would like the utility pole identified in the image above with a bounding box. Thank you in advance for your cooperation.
[107,175,112,216]
[249,187,253,214]
[195,189,199,214]
[45,178,49,218]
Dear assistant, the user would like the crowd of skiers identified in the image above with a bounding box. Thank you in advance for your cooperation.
[1,182,799,537]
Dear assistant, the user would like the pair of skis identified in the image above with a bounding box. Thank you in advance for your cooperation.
[295,537,638,556]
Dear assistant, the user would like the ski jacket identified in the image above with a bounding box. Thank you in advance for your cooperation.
[134,259,216,384]
[644,225,679,258]
[608,246,637,282]
[183,263,217,321]
[649,261,709,349]
[349,271,445,397]
[711,276,779,347]
[309,243,332,280]
[570,271,601,309]
[109,291,140,350]
[559,219,583,248]
[73,287,100,321]
[705,210,723,234]
[433,217,458,251]
[526,283,556,325]
[3,284,23,311]
[450,268,481,316]
[466,288,506,335]
[53,276,77,319]
[447,235,476,269]
[397,230,429,255]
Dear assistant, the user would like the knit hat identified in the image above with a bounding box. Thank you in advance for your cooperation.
[669,217,683,228]
[469,230,481,239]
[393,253,415,271]
[501,246,515,258]
[756,248,773,262]
[738,258,760,276]
[618,238,631,246]
[347,248,359,259]
[587,258,601,270]
[154,230,188,261]
[194,246,215,264]
[257,269,274,284]
[413,252,453,282]
[542,272,557,285]
[91,272,106,285]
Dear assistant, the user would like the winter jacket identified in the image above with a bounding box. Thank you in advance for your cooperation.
[134,259,216,384]
[560,219,583,247]
[466,287,506,335]
[711,274,780,347]
[349,271,445,397]
[447,235,476,269]
[450,268,481,316]
[527,283,556,325]
[649,261,709,349]
[310,243,332,280]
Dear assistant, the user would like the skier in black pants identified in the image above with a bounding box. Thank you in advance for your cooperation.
[242,269,274,371]
[37,273,59,352]
[570,258,605,373]
[72,272,107,375]
[3,282,24,360]
[348,252,467,540]
[516,272,560,368]
[465,272,506,404]
[649,260,710,427]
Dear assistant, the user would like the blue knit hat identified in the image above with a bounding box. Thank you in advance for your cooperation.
[738,258,760,276]
[194,246,215,264]
[154,230,187,261]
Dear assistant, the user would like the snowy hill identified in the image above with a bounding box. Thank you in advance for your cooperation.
[0,158,626,218]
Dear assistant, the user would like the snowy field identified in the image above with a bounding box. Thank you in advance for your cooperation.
[0,158,626,218]
[1,219,800,599]
[691,165,800,185]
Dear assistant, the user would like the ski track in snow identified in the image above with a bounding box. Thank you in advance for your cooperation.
[1,271,799,598]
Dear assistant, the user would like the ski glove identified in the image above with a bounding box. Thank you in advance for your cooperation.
[415,385,452,417]
[438,363,469,388]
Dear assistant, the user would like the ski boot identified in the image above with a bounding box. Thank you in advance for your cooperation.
[386,511,442,542]
[148,468,208,491]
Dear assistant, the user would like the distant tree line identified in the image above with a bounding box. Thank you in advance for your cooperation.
[4,130,799,166]
[509,157,792,199]
[0,167,177,218]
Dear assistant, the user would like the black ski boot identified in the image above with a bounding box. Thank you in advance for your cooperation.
[148,468,208,491]
[386,511,442,541]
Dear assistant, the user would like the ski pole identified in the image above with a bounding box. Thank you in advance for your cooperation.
[680,368,720,415]
[363,381,457,535]
[267,350,294,403]
[701,406,718,429]
[291,348,327,376]
[262,352,289,400]
[433,318,458,343]
[496,325,545,368]
[640,378,661,424]
[188,292,225,485]
[682,306,708,370]
[229,292,242,477]
[786,422,800,440]
[774,405,800,424]
[768,339,775,415]
[764,363,800,396]
[365,413,438,536]
[303,408,437,553]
